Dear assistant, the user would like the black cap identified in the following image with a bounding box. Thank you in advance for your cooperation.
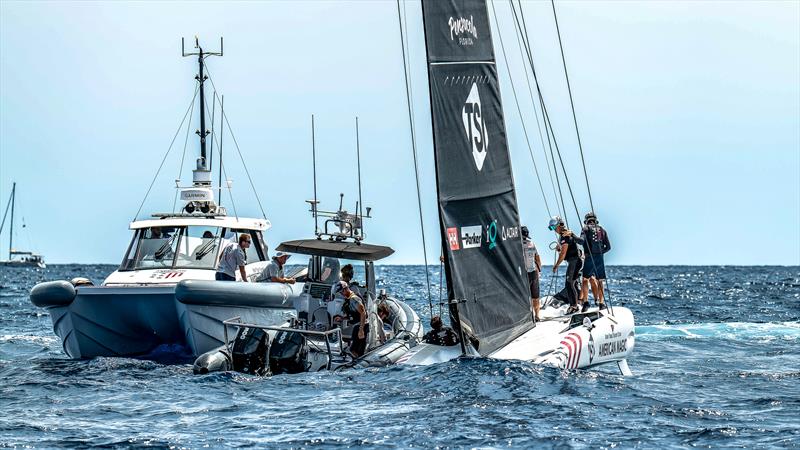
[584,212,597,223]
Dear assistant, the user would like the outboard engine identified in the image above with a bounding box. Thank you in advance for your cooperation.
[231,327,270,376]
[193,348,232,375]
[269,330,309,374]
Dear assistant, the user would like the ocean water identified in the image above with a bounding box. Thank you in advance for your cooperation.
[1,265,798,448]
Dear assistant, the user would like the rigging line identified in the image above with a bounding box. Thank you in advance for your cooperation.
[397,0,433,314]
[173,84,199,213]
[201,92,240,220]
[550,0,594,214]
[541,95,582,222]
[133,84,200,221]
[205,108,239,220]
[203,67,268,220]
[508,0,566,222]
[510,0,562,219]
[0,191,11,236]
[511,2,582,225]
[489,1,552,217]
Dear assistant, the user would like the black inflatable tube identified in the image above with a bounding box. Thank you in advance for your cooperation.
[175,280,296,309]
[30,281,76,308]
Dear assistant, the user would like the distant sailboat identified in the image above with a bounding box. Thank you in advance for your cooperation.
[0,182,45,269]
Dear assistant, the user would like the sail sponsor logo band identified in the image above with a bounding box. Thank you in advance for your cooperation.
[448,15,478,46]
[460,225,482,249]
[486,221,497,250]
[462,83,489,171]
[500,225,519,241]
[447,227,460,251]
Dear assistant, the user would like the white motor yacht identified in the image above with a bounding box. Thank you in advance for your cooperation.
[30,39,301,359]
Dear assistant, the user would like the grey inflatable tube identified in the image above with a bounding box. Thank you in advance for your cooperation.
[30,281,77,308]
[175,280,296,309]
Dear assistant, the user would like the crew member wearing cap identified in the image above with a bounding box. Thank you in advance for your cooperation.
[580,212,611,309]
[521,225,543,321]
[257,251,295,284]
[549,216,585,314]
[331,264,368,357]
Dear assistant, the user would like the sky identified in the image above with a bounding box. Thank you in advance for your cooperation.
[1,0,798,265]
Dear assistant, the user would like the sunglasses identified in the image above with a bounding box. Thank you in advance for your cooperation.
[548,225,557,231]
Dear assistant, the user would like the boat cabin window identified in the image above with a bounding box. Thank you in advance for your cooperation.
[127,226,181,270]
[174,226,222,269]
[227,229,267,264]
[120,226,266,271]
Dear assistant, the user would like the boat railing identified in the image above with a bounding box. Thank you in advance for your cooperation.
[222,316,345,370]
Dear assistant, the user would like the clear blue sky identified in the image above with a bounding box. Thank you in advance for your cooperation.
[1,1,798,265]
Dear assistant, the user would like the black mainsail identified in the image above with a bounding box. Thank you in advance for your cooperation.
[421,0,532,355]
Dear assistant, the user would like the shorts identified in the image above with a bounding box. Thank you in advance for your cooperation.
[527,270,540,299]
[215,272,236,281]
[350,323,370,357]
[582,254,606,279]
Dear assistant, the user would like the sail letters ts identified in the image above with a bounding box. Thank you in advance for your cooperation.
[462,82,489,171]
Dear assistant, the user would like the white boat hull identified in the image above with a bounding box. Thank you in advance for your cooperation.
[400,298,636,374]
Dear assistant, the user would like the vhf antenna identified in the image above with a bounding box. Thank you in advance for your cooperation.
[309,114,320,236]
[355,117,365,239]
[182,36,223,168]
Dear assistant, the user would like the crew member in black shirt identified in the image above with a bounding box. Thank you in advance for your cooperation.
[422,316,460,346]
[550,216,585,314]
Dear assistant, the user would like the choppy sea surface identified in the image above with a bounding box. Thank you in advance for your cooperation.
[1,265,798,448]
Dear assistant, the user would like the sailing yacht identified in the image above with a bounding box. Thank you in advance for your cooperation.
[397,0,636,374]
[0,183,45,269]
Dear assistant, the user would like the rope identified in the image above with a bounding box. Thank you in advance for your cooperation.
[550,0,594,214]
[510,0,562,220]
[203,67,268,220]
[201,92,239,220]
[510,1,583,226]
[172,86,198,213]
[509,3,615,317]
[132,84,199,221]
[489,1,552,217]
[397,0,433,316]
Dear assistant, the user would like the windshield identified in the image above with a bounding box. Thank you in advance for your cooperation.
[174,226,222,269]
[120,226,265,271]
[125,226,181,270]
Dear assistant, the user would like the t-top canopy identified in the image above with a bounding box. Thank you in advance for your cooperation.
[276,239,394,262]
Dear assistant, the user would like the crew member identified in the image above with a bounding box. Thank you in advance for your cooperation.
[339,282,368,358]
[422,315,460,346]
[216,234,250,281]
[550,216,584,314]
[580,212,611,309]
[258,251,295,284]
[521,225,542,321]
